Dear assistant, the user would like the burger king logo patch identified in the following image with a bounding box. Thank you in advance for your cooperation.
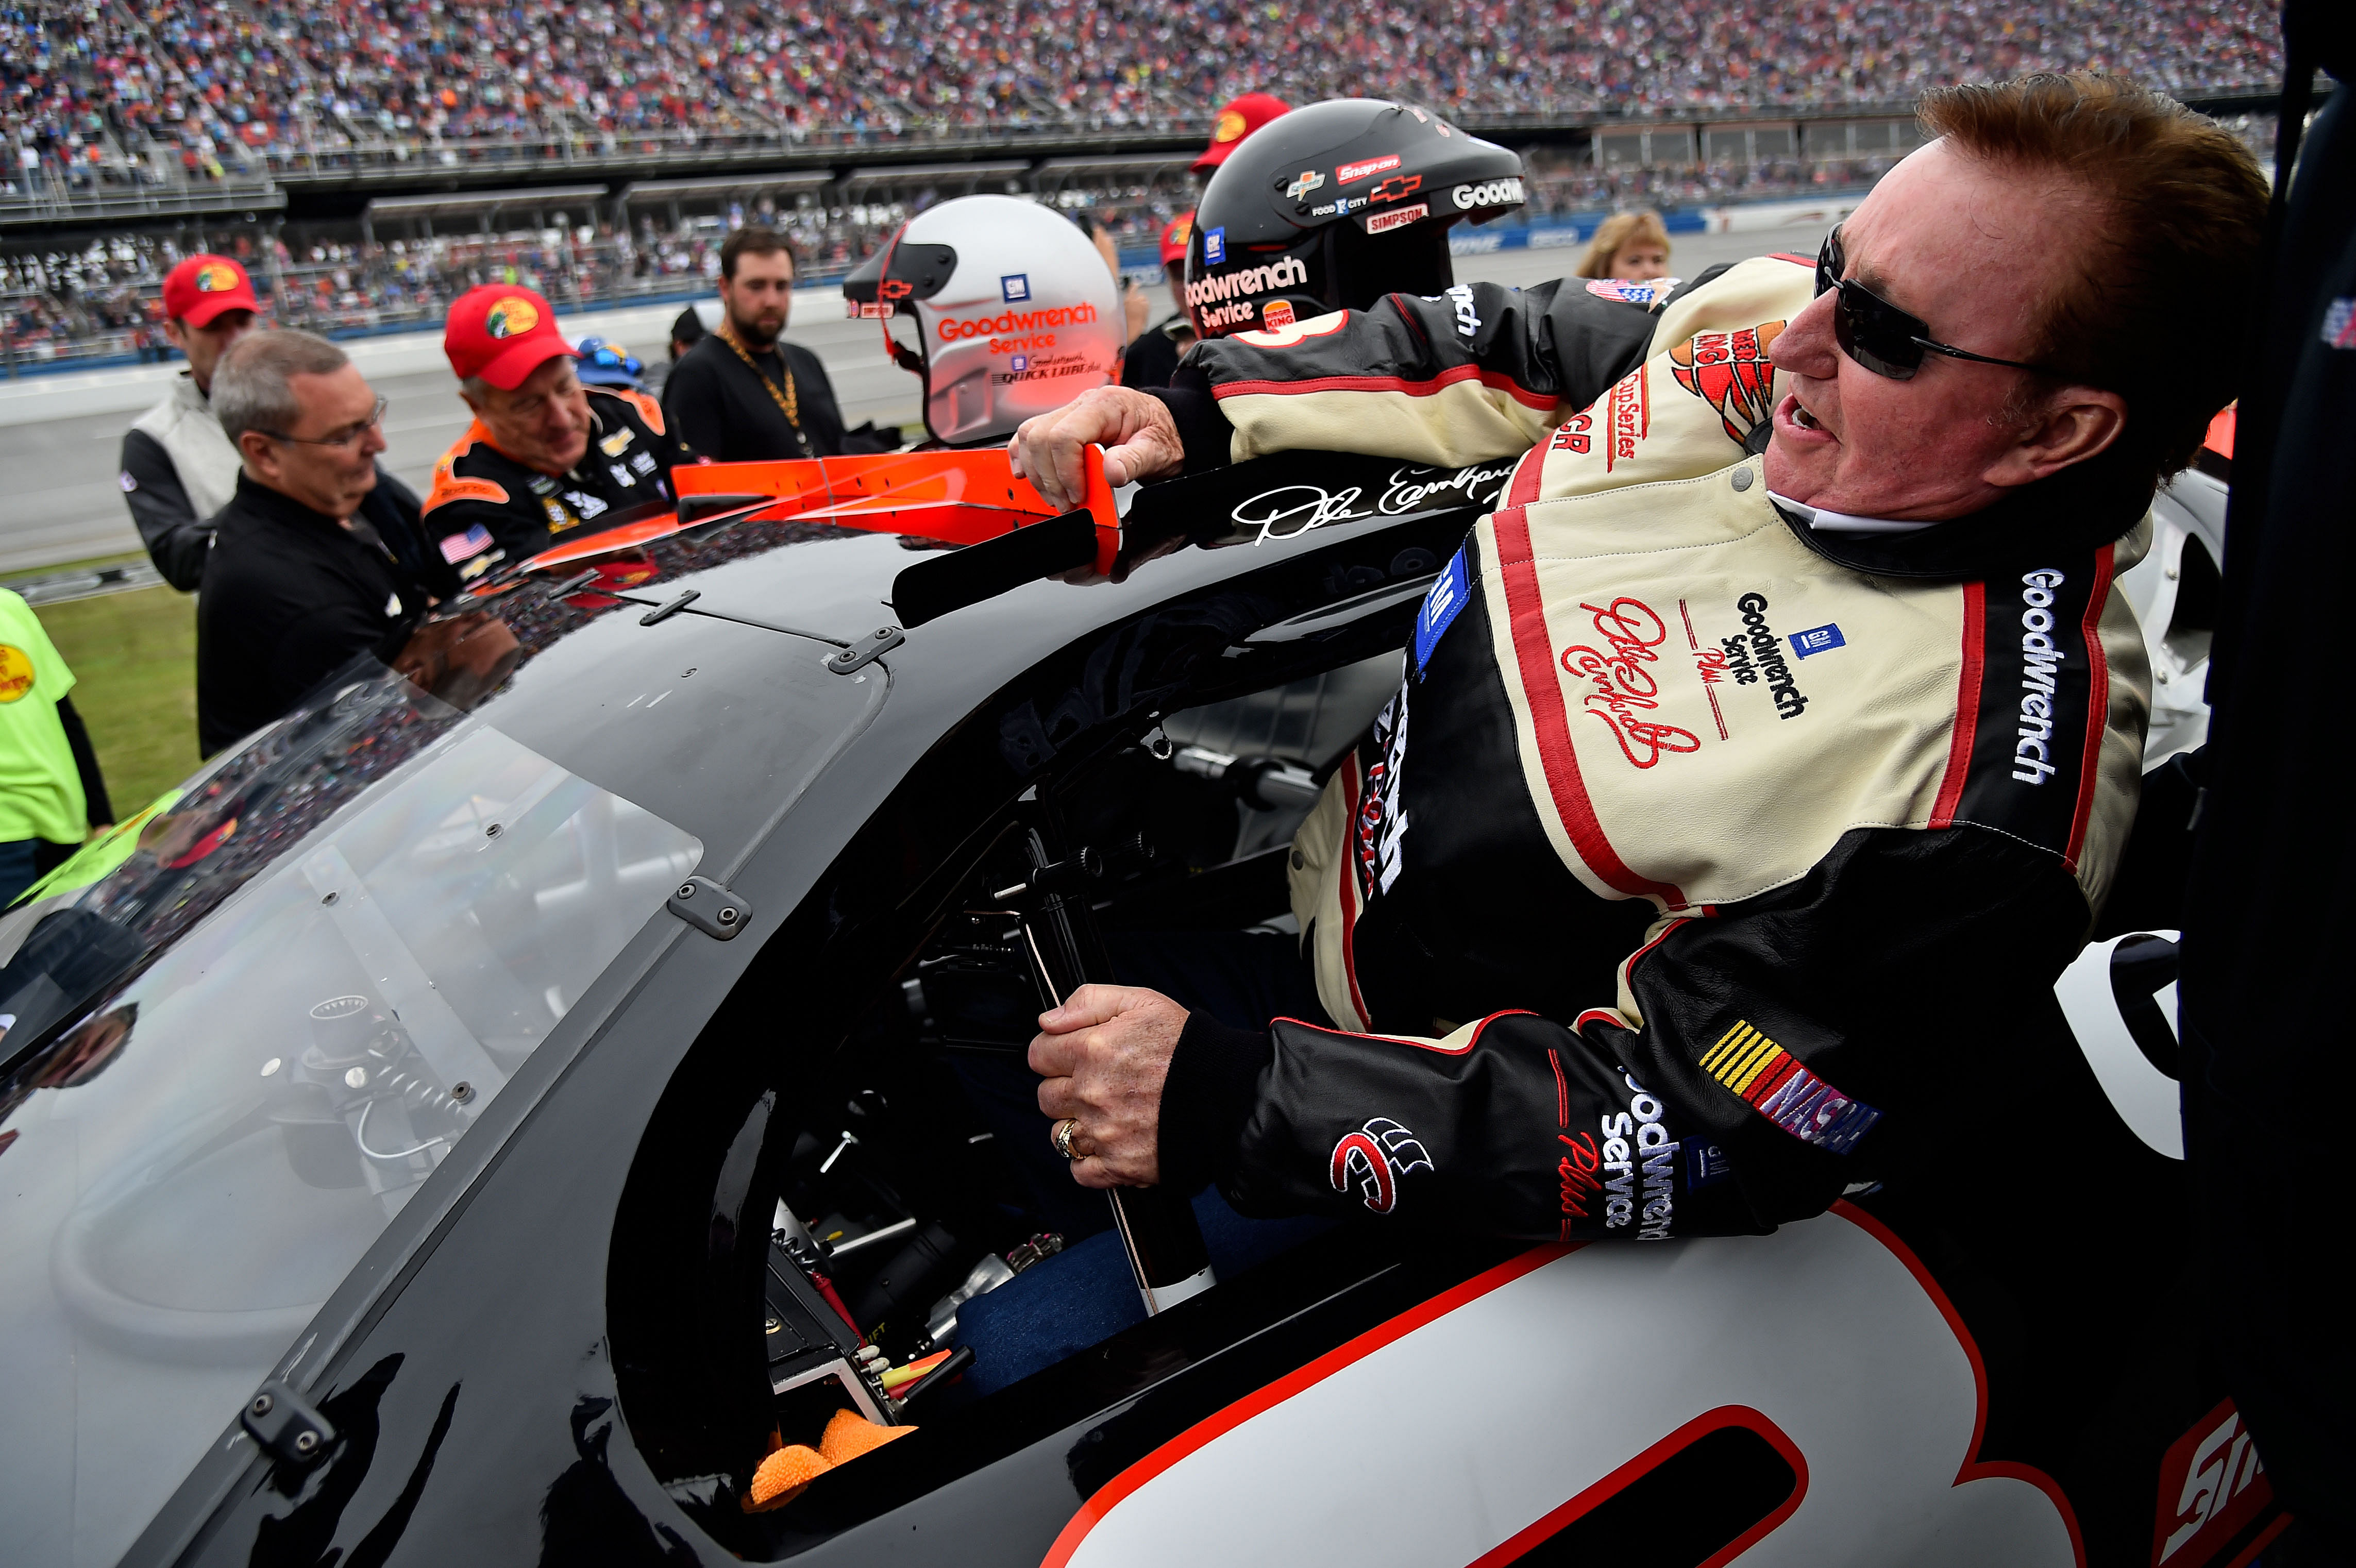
[194,261,239,293]
[1214,109,1247,144]
[485,296,540,339]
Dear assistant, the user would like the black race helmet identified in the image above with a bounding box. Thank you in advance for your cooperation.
[1185,98,1526,339]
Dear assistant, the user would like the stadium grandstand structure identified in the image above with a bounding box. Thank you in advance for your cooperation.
[6,0,2283,190]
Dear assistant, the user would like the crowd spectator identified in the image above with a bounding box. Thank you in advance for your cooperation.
[119,253,261,592]
[1121,210,1197,390]
[0,587,113,907]
[5,0,2286,181]
[1576,209,1672,280]
[195,329,449,755]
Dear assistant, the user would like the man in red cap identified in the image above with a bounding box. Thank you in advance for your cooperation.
[1192,92,1288,174]
[424,283,695,578]
[118,254,266,591]
[1120,211,1202,391]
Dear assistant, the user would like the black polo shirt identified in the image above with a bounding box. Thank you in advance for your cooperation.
[661,332,852,462]
[196,472,441,756]
[420,387,692,579]
[1120,314,1197,390]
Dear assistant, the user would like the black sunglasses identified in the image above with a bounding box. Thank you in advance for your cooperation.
[1815,228,2054,382]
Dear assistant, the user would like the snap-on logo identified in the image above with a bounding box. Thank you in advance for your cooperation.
[1336,154,1402,183]
[1328,1117,1433,1213]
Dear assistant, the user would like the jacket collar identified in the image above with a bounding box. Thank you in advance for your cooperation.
[232,469,350,531]
[1773,446,2155,580]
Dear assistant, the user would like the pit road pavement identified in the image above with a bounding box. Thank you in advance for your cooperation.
[0,222,1827,576]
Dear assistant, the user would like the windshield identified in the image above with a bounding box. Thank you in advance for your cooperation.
[0,664,700,1568]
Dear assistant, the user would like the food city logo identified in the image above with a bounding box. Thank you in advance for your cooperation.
[1328,1116,1434,1213]
[1227,459,1515,544]
[1365,203,1429,236]
[1670,322,1785,443]
[1335,153,1403,183]
[1284,168,1326,200]
[1452,177,1526,210]
[2013,568,2069,785]
[194,260,241,292]
[1719,592,1812,720]
[485,295,541,338]
[1598,1070,1678,1239]
[1185,254,1312,332]
[936,301,1099,341]
[1562,596,1703,768]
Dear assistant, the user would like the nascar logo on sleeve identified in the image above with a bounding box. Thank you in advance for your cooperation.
[1701,1020,1882,1155]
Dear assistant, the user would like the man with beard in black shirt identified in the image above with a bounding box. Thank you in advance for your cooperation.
[663,226,889,460]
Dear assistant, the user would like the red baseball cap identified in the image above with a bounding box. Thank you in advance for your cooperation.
[443,284,578,390]
[1159,211,1197,268]
[1193,93,1288,173]
[160,255,261,327]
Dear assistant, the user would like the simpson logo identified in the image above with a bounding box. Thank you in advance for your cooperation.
[485,295,539,338]
[1586,277,1682,306]
[1202,226,1226,266]
[1719,592,1811,720]
[2014,568,2069,784]
[1562,596,1702,768]
[1366,174,1423,204]
[1701,1020,1882,1155]
[1365,203,1429,236]
[937,301,1098,341]
[1670,322,1785,443]
[194,260,240,292]
[2152,1397,2271,1565]
[1328,1116,1433,1214]
[1284,168,1325,199]
[1000,273,1031,302]
[1790,622,1845,657]
[1413,548,1471,675]
[1598,1070,1678,1239]
[1335,153,1402,183]
[1452,177,1525,209]
[1258,299,1296,332]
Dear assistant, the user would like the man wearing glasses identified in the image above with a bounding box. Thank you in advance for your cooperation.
[423,284,695,582]
[1006,78,2264,1243]
[194,330,452,757]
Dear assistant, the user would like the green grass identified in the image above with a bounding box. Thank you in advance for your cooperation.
[35,583,199,820]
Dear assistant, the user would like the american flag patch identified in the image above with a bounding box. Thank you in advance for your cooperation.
[1699,1019,1881,1156]
[439,524,493,564]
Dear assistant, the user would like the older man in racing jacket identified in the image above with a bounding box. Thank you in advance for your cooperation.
[1011,77,2265,1241]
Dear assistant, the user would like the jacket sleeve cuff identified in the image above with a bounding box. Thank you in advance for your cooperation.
[1157,1010,1271,1195]
[1143,368,1234,475]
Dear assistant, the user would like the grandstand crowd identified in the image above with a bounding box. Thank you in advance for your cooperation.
[8,0,2281,186]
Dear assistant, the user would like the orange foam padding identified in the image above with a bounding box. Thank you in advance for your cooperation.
[818,1408,916,1466]
[748,1443,831,1507]
[674,448,1120,577]
[2203,404,2236,462]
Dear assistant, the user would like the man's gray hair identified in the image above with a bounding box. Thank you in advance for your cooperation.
[213,329,351,445]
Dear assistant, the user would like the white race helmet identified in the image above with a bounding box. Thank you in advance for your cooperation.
[844,194,1123,446]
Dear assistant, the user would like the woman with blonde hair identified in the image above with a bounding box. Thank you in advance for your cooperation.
[1576,210,1672,280]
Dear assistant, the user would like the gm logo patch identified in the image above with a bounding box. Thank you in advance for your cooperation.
[1001,274,1031,303]
[1413,548,1471,676]
[1789,623,1845,658]
[1202,226,1226,266]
